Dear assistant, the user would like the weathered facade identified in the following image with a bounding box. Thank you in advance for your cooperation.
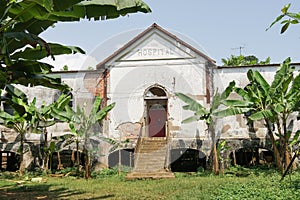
[1,24,299,172]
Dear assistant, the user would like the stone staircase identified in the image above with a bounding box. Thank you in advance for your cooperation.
[126,137,174,180]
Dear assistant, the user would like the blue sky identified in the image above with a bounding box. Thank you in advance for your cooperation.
[41,0,300,69]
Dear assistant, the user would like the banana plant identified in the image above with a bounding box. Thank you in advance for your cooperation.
[0,86,38,175]
[175,81,237,175]
[217,140,229,175]
[216,58,300,170]
[37,92,72,172]
[52,96,115,179]
[0,85,71,175]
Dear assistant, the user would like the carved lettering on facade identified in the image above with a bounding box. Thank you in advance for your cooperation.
[137,48,174,57]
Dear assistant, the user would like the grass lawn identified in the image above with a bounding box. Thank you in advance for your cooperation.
[0,168,299,200]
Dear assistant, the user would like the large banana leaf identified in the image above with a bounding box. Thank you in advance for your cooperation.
[91,95,102,116]
[181,115,199,124]
[211,81,236,111]
[4,0,151,32]
[94,102,115,123]
[11,43,85,61]
[0,0,151,91]
[213,107,250,118]
[5,84,28,101]
[270,58,293,96]
[253,70,270,95]
[51,106,74,122]
[0,110,14,120]
[287,74,300,98]
[175,92,205,112]
[248,110,273,121]
[4,32,50,55]
[221,99,252,107]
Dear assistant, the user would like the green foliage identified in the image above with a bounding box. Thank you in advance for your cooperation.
[216,140,229,159]
[0,171,18,179]
[51,96,115,178]
[52,167,84,177]
[0,88,72,174]
[267,3,300,34]
[176,82,237,175]
[221,55,271,66]
[0,0,151,100]
[219,58,300,169]
[52,96,115,139]
[175,81,236,126]
[215,172,300,200]
[237,58,300,123]
[91,167,119,178]
[61,65,69,71]
[0,0,149,176]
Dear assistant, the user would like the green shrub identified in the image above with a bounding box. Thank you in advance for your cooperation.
[91,167,119,178]
[0,171,18,179]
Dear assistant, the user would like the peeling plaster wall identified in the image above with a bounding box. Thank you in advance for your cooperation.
[107,60,209,142]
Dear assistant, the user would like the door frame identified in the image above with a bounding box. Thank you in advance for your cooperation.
[143,85,168,137]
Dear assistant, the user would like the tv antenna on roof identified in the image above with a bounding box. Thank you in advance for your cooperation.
[231,45,245,55]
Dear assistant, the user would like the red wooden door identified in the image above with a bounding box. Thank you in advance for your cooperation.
[148,105,167,137]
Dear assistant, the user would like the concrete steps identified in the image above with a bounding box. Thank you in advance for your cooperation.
[126,137,174,180]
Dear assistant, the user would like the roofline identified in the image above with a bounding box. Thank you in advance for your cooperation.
[96,23,216,69]
[50,69,104,74]
[217,62,300,69]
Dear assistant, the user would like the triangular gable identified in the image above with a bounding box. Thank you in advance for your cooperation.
[118,32,194,61]
[97,23,215,69]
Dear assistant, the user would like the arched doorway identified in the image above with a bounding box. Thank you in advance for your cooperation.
[144,86,168,137]
[170,148,206,172]
[0,151,19,171]
[108,148,135,168]
[229,148,274,167]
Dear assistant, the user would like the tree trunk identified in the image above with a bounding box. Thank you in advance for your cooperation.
[49,153,52,170]
[57,151,63,170]
[284,140,291,169]
[43,128,49,173]
[281,150,299,181]
[232,150,236,166]
[210,124,219,175]
[265,119,282,169]
[212,143,219,174]
[19,131,25,176]
[220,158,225,175]
[84,149,90,179]
[71,150,75,165]
[76,140,80,173]
[84,133,91,179]
[282,117,291,170]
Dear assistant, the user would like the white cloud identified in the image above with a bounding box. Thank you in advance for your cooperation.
[42,54,98,71]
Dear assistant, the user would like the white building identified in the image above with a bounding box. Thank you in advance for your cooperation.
[1,24,299,176]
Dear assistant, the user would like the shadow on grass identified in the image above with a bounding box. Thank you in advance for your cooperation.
[0,183,115,200]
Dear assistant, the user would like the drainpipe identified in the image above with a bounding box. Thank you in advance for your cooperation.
[102,68,108,107]
[206,61,217,104]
